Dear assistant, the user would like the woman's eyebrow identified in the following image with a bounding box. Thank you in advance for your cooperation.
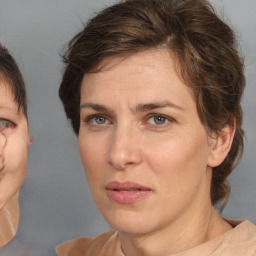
[80,101,185,113]
[80,103,113,113]
[135,101,185,112]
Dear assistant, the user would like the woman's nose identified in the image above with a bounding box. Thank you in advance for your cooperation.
[106,126,142,170]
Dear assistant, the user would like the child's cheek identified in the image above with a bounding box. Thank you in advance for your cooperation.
[0,132,7,174]
[2,133,28,175]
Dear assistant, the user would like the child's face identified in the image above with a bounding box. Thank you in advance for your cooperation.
[0,79,30,209]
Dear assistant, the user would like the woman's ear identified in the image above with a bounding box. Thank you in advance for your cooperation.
[207,121,236,168]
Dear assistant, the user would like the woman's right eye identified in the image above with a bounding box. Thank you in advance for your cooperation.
[92,116,107,125]
[0,119,15,130]
[84,115,110,126]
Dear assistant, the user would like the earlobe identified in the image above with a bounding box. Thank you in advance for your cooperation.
[28,136,34,147]
[207,122,236,168]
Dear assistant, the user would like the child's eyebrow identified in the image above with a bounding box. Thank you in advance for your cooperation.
[0,105,20,117]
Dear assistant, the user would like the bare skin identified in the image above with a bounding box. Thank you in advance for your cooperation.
[78,49,234,256]
[0,80,30,209]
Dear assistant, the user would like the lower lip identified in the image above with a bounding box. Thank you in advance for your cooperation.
[106,189,152,204]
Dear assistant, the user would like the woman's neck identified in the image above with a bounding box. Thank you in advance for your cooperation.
[119,202,232,256]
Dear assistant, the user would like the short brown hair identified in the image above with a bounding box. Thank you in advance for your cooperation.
[0,43,27,117]
[59,0,245,208]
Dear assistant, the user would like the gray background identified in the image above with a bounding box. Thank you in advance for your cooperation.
[0,0,255,255]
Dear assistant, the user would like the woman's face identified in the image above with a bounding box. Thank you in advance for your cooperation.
[78,49,215,235]
[0,80,29,208]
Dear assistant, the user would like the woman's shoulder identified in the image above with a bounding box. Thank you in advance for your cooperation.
[212,219,256,255]
[55,231,123,256]
[196,219,256,256]
[175,219,256,256]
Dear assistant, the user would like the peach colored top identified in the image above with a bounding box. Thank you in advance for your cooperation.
[0,192,19,247]
[56,219,256,256]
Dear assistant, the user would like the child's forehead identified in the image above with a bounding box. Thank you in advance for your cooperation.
[0,79,19,112]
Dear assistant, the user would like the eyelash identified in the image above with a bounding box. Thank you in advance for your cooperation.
[145,114,174,128]
[0,118,15,130]
[84,114,112,126]
[83,113,174,128]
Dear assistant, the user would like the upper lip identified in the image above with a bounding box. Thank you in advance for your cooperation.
[106,181,151,191]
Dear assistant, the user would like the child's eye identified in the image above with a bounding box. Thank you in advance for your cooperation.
[0,119,15,129]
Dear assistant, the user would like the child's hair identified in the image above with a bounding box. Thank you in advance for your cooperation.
[0,43,27,117]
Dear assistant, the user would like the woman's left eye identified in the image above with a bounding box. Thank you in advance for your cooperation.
[147,114,172,126]
[0,119,15,129]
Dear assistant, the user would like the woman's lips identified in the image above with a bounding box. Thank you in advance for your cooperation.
[105,181,152,204]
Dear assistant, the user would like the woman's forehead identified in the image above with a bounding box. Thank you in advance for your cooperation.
[81,50,194,102]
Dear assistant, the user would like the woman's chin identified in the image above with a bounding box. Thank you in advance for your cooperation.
[102,210,155,235]
[110,222,150,235]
